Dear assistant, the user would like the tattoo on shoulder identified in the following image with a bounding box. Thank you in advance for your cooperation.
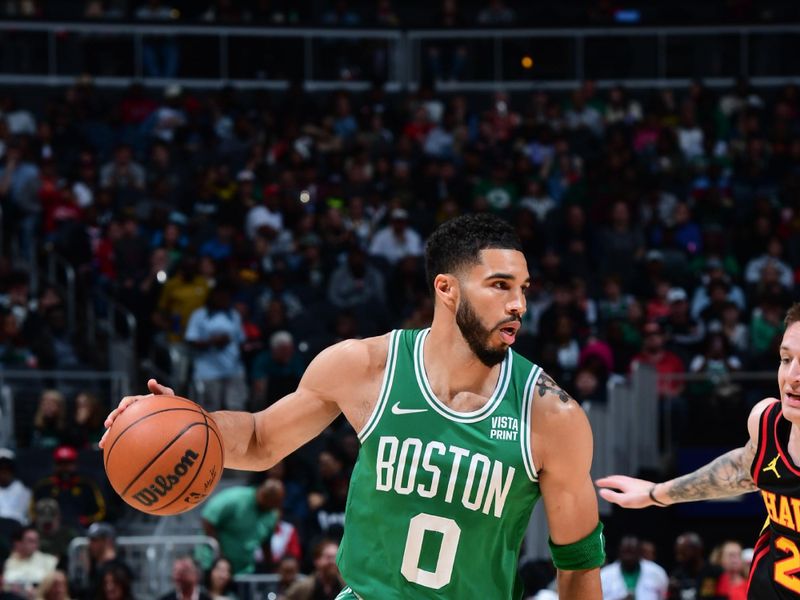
[536,372,572,404]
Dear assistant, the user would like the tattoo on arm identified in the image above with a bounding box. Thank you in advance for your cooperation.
[536,372,572,404]
[665,440,758,503]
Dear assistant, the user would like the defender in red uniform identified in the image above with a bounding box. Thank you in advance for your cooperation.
[745,399,800,598]
[597,302,800,599]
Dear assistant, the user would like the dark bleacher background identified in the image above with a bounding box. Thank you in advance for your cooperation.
[1,1,800,598]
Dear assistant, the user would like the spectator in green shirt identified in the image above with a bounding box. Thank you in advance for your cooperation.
[750,296,785,359]
[472,159,519,216]
[198,479,281,574]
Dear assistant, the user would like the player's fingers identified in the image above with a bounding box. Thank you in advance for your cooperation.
[598,488,626,505]
[100,385,172,447]
[103,407,120,429]
[598,488,644,508]
[148,378,175,396]
[98,429,110,449]
[595,475,633,490]
[103,395,142,428]
[103,406,123,429]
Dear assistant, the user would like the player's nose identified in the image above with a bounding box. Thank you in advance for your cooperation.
[788,358,800,382]
[507,290,525,315]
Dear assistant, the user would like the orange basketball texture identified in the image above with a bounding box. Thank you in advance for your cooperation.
[103,395,224,515]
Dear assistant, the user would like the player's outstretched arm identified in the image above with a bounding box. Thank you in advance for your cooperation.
[596,397,775,508]
[102,337,384,472]
[596,444,757,508]
[211,337,382,471]
[534,373,603,600]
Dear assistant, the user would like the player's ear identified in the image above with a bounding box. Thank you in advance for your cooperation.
[433,274,458,311]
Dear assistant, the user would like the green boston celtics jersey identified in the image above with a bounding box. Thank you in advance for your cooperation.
[338,328,543,599]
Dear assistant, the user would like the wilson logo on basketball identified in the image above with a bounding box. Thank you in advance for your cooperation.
[131,449,200,507]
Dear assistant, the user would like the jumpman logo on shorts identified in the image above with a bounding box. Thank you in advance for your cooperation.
[763,454,782,479]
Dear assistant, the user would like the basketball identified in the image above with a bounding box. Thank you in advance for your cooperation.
[103,395,224,516]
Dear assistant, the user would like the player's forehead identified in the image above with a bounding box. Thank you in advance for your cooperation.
[781,322,800,354]
[464,249,529,280]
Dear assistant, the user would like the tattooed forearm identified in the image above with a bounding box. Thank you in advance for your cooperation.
[536,372,572,404]
[664,441,758,503]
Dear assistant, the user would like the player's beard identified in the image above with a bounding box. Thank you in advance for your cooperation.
[455,294,509,367]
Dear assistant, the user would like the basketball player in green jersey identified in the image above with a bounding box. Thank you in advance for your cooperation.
[102,214,605,599]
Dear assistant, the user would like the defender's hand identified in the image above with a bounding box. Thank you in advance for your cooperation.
[595,475,662,509]
[99,379,175,449]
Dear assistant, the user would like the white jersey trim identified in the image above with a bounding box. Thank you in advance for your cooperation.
[334,586,363,600]
[413,328,511,423]
[357,330,400,443]
[520,364,542,482]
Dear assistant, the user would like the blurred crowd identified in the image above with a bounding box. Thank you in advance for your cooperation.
[1,43,800,596]
[2,75,799,417]
[531,532,753,600]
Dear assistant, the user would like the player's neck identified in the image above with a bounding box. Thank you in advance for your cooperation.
[424,323,501,402]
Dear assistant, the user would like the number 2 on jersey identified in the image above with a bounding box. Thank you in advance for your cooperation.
[775,536,800,593]
[401,513,461,590]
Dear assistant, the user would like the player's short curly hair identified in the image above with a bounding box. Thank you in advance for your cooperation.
[785,303,800,328]
[424,214,522,292]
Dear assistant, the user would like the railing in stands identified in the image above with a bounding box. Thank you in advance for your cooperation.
[0,369,130,402]
[89,288,138,385]
[0,384,14,448]
[44,248,77,336]
[407,24,800,91]
[654,369,776,456]
[68,534,219,599]
[232,573,281,600]
[0,20,404,91]
[0,369,130,447]
[67,533,279,599]
[0,21,799,91]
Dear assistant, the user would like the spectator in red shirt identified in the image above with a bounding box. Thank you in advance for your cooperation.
[631,320,687,445]
[714,540,747,600]
[402,105,433,145]
[119,83,157,126]
[631,320,686,398]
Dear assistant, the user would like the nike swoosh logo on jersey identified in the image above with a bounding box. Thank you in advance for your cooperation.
[391,402,428,415]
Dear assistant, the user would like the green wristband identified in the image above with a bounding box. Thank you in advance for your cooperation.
[548,521,606,571]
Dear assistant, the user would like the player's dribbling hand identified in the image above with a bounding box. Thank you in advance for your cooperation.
[99,378,176,449]
[595,475,660,509]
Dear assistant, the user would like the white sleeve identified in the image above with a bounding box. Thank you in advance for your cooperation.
[184,309,205,342]
[656,563,669,595]
[369,229,388,257]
